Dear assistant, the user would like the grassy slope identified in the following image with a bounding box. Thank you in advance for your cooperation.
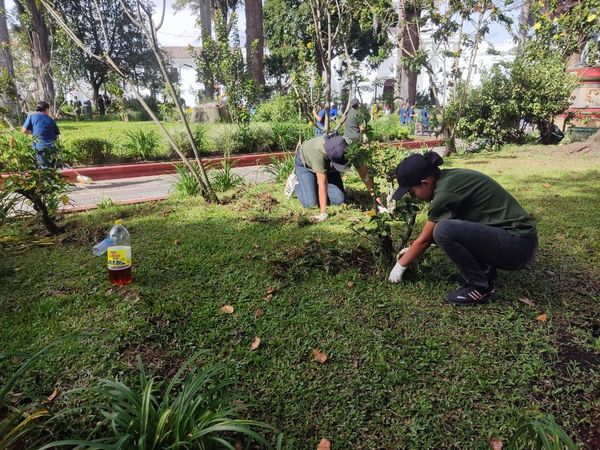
[1,146,599,448]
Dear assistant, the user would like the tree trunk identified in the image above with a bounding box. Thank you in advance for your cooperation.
[518,0,532,52]
[404,5,420,105]
[394,0,406,109]
[244,0,264,89]
[0,0,20,124]
[19,0,55,108]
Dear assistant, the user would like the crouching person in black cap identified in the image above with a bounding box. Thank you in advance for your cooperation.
[388,151,538,305]
[284,134,378,223]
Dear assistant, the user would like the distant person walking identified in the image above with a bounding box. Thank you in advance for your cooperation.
[343,98,364,143]
[313,102,326,136]
[22,101,61,169]
[97,94,105,116]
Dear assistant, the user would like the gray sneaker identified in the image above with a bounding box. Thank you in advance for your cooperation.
[284,173,298,198]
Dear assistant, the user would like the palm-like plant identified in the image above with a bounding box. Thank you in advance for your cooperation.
[41,357,278,449]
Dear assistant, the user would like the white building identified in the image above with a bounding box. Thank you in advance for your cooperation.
[162,46,202,107]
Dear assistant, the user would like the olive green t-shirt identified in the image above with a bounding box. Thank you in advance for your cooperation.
[298,136,332,174]
[428,169,536,237]
[344,108,361,141]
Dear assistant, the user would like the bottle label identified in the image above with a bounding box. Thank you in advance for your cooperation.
[107,246,131,270]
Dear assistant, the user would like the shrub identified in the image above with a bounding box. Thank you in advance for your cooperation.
[122,129,160,161]
[210,160,245,192]
[507,414,576,449]
[0,132,69,234]
[454,44,578,146]
[264,154,295,182]
[271,122,302,151]
[172,164,201,197]
[254,93,300,122]
[40,356,279,449]
[63,138,113,166]
[371,116,413,142]
[170,125,210,158]
[208,124,241,154]
[248,122,275,152]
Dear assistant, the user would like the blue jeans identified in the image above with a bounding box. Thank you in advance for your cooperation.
[35,145,58,169]
[294,152,345,208]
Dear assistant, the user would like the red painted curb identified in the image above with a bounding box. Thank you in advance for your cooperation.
[1,139,443,185]
[60,151,293,182]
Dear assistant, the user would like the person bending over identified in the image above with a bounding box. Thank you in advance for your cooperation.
[388,152,538,305]
[22,101,60,169]
[286,134,379,223]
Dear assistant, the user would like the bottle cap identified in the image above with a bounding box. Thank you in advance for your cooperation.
[115,219,123,225]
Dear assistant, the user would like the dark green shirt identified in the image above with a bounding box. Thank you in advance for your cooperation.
[298,136,332,174]
[428,169,536,237]
[344,108,361,141]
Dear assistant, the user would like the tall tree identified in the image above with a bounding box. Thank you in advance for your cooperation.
[0,0,19,124]
[14,0,55,108]
[245,0,265,89]
[55,0,163,104]
[517,0,532,52]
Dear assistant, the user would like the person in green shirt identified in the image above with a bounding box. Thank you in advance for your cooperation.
[387,151,538,305]
[285,134,380,222]
[343,98,364,143]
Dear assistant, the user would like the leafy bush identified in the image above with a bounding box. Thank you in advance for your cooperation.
[0,132,69,234]
[122,129,160,161]
[170,125,210,158]
[41,356,279,449]
[264,154,295,182]
[63,138,113,166]
[254,94,300,122]
[454,44,578,147]
[371,116,413,142]
[210,160,245,192]
[172,164,201,197]
[248,122,274,152]
[208,124,241,154]
[271,122,311,151]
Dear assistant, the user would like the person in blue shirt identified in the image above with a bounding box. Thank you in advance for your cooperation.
[405,103,414,124]
[421,106,430,135]
[329,103,338,120]
[22,101,61,169]
[312,102,326,135]
[399,103,407,124]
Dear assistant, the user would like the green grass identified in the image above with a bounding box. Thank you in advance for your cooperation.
[1,145,599,448]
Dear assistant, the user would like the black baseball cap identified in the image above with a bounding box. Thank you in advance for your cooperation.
[391,153,441,199]
[324,134,350,172]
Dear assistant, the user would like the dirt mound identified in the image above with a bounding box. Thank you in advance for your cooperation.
[563,129,600,155]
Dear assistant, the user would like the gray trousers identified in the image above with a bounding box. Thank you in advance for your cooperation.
[433,220,538,289]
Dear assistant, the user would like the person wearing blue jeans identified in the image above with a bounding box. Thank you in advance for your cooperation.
[387,151,537,305]
[285,134,380,223]
[22,101,61,169]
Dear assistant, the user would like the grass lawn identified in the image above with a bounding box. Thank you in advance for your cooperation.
[1,145,599,448]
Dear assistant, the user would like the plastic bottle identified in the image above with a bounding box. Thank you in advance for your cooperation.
[106,219,132,286]
[91,237,113,256]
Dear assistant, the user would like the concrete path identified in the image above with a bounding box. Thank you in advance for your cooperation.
[63,164,275,211]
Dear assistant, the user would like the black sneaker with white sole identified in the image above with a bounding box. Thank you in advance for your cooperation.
[446,284,495,306]
[448,268,499,288]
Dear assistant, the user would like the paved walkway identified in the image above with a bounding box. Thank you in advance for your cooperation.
[62,165,275,211]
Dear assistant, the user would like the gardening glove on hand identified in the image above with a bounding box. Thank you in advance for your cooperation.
[388,262,407,283]
[398,247,410,256]
[377,205,390,214]
[310,212,328,223]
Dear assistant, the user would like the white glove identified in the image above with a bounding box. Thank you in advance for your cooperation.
[377,205,390,214]
[310,212,328,223]
[388,262,407,283]
[398,247,410,256]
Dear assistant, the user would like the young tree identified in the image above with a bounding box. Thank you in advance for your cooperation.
[13,0,55,109]
[40,0,218,203]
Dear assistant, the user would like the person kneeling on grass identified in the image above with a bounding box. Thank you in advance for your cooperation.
[388,151,538,305]
[284,134,380,223]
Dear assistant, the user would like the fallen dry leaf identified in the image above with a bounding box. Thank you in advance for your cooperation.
[312,348,328,364]
[519,297,536,307]
[263,293,273,301]
[317,438,331,450]
[174,239,181,245]
[346,280,355,288]
[44,388,58,403]
[250,336,261,350]
[543,183,552,189]
[235,443,243,450]
[221,305,234,314]
[266,286,277,295]
[536,313,548,323]
[490,437,503,450]
[255,309,265,318]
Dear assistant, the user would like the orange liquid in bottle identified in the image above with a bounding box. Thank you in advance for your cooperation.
[108,267,132,285]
